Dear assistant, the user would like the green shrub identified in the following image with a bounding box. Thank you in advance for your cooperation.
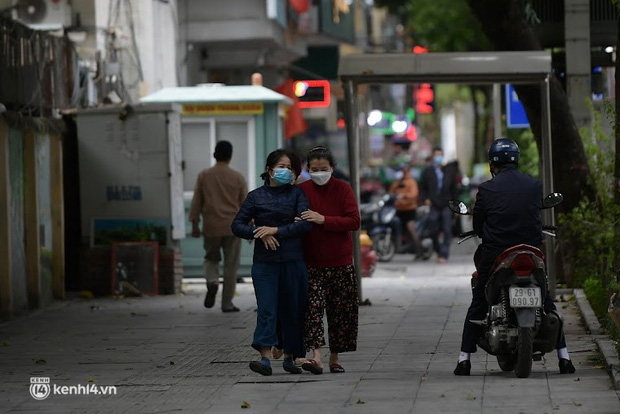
[559,101,620,349]
[583,277,608,321]
[558,100,618,289]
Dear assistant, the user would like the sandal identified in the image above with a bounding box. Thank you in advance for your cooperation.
[329,363,345,373]
[301,359,323,375]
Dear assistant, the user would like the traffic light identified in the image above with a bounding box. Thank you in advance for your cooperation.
[414,83,435,114]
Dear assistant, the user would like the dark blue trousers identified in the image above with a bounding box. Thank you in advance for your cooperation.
[428,206,453,259]
[251,261,308,358]
[460,245,566,353]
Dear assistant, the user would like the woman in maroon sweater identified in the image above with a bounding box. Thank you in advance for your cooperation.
[298,146,360,374]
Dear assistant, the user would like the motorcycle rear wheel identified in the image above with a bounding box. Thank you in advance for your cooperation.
[515,327,533,378]
[371,234,395,262]
[497,355,517,372]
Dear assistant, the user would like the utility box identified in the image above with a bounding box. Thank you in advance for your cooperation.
[139,85,291,279]
[76,103,185,295]
[76,85,291,294]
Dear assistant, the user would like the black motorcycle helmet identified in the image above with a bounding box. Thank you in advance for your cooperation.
[488,138,520,175]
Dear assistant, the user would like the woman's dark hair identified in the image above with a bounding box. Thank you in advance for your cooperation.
[306,146,335,168]
[260,148,302,180]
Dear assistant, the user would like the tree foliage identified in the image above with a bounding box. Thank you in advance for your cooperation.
[375,0,490,52]
[558,101,619,288]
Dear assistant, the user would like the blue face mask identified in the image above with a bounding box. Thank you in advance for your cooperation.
[434,155,443,165]
[272,168,293,186]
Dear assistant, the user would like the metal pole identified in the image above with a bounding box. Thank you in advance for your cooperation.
[343,79,364,303]
[541,76,557,297]
[492,83,502,138]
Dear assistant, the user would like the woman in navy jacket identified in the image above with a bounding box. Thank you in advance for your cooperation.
[232,148,312,376]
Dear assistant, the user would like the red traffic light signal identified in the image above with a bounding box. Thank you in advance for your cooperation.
[415,83,434,114]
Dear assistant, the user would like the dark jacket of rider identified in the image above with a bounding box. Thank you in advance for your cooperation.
[473,164,543,254]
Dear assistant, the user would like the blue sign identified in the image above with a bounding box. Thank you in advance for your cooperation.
[505,84,530,129]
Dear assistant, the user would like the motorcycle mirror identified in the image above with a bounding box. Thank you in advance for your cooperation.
[542,192,563,209]
[448,200,471,215]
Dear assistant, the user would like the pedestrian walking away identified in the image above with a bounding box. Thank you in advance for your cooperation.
[454,138,576,376]
[189,140,247,313]
[418,147,459,263]
[231,148,312,376]
[298,146,361,375]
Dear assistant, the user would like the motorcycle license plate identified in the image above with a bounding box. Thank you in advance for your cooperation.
[509,287,541,308]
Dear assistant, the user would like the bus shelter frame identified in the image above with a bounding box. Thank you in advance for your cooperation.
[338,51,557,300]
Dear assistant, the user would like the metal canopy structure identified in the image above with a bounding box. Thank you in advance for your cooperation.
[338,50,557,299]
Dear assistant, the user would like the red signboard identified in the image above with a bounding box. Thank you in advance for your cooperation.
[294,80,331,108]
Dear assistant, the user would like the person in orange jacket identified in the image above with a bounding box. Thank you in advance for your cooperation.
[389,164,421,258]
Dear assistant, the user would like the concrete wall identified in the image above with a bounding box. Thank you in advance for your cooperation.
[64,0,179,103]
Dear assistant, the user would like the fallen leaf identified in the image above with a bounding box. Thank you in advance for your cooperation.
[241,401,251,409]
[34,358,47,365]
[356,399,366,404]
[79,290,94,299]
[86,378,96,383]
[573,400,582,406]
[466,394,476,401]
[2,341,10,346]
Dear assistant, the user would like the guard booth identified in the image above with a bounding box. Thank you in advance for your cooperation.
[139,85,291,278]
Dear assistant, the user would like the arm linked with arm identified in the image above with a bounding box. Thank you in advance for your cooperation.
[277,189,313,238]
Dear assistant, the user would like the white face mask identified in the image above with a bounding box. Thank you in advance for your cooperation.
[310,171,332,186]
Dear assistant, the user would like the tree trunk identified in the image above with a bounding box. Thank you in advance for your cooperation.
[614,13,620,277]
[470,86,483,162]
[466,0,595,215]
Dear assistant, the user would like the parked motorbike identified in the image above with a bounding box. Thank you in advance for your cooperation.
[449,192,564,378]
[359,230,377,277]
[360,194,432,262]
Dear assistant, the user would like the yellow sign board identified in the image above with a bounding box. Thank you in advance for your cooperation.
[182,103,264,116]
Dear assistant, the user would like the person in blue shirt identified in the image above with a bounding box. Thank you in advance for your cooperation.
[232,148,312,376]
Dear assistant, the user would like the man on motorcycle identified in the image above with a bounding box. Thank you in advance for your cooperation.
[454,138,576,376]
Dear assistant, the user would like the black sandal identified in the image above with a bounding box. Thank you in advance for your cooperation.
[301,359,323,375]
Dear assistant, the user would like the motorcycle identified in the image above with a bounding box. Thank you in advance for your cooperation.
[448,192,564,378]
[360,194,432,262]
